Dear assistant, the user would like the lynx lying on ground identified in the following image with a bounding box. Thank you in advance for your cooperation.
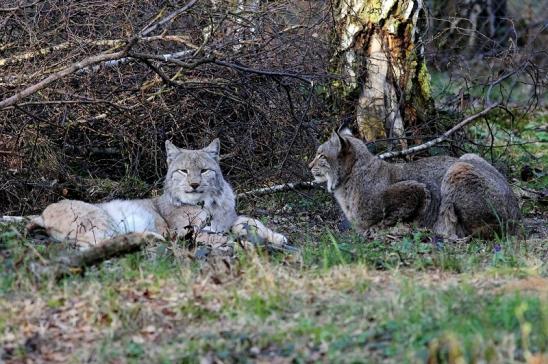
[309,129,521,239]
[28,139,287,249]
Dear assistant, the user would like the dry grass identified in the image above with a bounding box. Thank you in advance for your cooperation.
[0,192,546,363]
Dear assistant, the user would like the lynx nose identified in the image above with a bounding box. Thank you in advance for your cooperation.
[190,182,200,190]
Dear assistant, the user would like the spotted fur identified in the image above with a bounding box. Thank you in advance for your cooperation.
[309,130,521,239]
[29,139,287,249]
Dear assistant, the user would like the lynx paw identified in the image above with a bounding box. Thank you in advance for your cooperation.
[270,232,288,246]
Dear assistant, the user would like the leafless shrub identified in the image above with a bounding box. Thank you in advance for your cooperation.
[0,0,334,214]
[0,0,545,215]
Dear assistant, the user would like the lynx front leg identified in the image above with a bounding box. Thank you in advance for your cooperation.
[231,216,288,246]
[380,180,431,227]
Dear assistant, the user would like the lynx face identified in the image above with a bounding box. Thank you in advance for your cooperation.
[164,139,225,205]
[309,132,348,192]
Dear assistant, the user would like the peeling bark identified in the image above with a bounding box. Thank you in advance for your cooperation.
[333,0,435,146]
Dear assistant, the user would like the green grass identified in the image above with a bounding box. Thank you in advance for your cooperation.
[1,107,546,363]
[300,229,544,275]
[0,219,546,363]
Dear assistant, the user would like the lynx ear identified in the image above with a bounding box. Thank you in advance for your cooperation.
[165,140,181,164]
[331,130,349,154]
[203,138,220,161]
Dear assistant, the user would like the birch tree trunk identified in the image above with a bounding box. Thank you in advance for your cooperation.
[333,0,435,147]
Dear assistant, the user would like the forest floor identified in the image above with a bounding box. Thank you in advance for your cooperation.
[0,111,546,363]
[0,186,546,364]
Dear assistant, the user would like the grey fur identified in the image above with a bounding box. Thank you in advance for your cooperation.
[309,131,522,238]
[162,138,237,232]
[29,139,287,249]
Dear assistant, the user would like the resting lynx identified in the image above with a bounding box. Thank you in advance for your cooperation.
[28,139,287,249]
[309,128,521,239]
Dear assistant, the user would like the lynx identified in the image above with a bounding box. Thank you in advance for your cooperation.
[28,139,287,249]
[309,128,521,239]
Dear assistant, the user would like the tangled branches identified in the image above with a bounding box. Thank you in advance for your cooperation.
[0,0,333,214]
[0,0,545,215]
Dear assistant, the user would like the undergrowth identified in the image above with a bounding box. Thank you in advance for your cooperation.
[0,111,546,363]
[0,215,546,363]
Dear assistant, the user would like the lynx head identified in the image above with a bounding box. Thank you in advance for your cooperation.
[164,139,225,205]
[308,128,354,192]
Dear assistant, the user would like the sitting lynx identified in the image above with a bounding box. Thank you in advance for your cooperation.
[309,129,521,239]
[28,139,287,249]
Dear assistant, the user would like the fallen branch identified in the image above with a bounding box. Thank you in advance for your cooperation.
[378,103,500,159]
[0,50,196,108]
[30,232,164,281]
[1,49,197,94]
[0,40,125,67]
[76,49,194,75]
[1,215,34,223]
[237,181,320,198]
[26,229,297,281]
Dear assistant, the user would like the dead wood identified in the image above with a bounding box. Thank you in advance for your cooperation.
[237,181,320,198]
[30,232,164,280]
[377,103,501,159]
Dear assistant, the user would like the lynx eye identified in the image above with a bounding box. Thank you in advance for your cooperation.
[201,169,211,174]
[177,169,188,175]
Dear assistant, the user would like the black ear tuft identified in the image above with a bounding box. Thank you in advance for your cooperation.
[340,115,355,132]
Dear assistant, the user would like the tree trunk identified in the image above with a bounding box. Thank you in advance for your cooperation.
[333,0,435,147]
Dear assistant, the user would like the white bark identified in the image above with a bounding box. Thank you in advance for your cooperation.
[334,0,432,145]
[357,32,405,145]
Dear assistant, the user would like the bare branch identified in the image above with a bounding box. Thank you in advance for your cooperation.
[0,50,128,109]
[213,60,315,84]
[138,0,199,38]
[76,50,194,75]
[0,0,43,12]
[237,181,320,198]
[378,103,501,160]
[0,36,195,67]
[0,0,199,109]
